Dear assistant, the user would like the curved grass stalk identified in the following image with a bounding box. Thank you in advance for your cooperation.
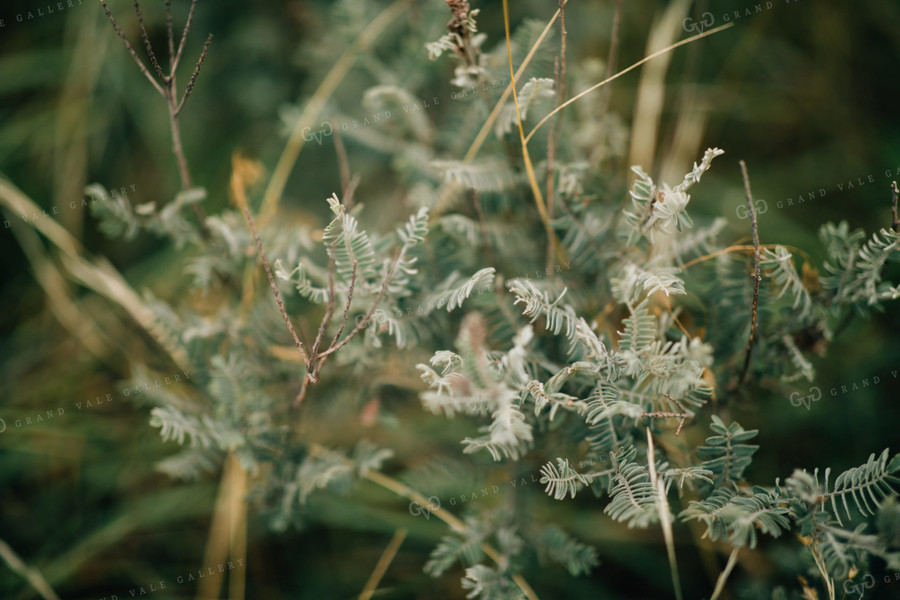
[260,0,411,228]
[524,23,734,144]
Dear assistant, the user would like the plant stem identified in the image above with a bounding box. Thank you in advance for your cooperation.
[737,160,761,387]
[710,548,739,600]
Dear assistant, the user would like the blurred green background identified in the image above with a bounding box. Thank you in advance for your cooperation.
[1,0,899,598]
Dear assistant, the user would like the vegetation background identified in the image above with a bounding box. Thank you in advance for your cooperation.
[1,0,899,598]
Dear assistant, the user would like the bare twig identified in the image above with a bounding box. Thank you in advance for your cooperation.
[319,249,404,359]
[99,0,211,231]
[310,254,338,360]
[891,181,899,232]
[165,0,175,67]
[558,0,567,107]
[242,206,309,365]
[240,205,309,367]
[172,0,200,75]
[737,160,761,387]
[642,394,691,436]
[328,261,358,351]
[133,1,166,81]
[98,0,165,95]
[176,33,213,115]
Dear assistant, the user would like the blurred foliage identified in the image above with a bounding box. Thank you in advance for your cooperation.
[1,0,899,599]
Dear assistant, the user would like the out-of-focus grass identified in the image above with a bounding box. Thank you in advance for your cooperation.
[1,0,898,598]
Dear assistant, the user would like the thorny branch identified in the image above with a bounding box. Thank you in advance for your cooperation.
[241,205,310,368]
[737,160,761,387]
[642,394,692,436]
[99,0,211,230]
[232,155,404,406]
[891,181,899,232]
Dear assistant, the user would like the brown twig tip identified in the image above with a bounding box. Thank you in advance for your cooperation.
[177,32,213,114]
[890,181,899,232]
[173,0,200,74]
[165,0,175,64]
[98,0,166,95]
[133,0,167,82]
[737,160,761,387]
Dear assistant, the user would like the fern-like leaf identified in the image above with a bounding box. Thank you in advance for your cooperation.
[680,487,790,548]
[540,458,594,500]
[697,416,759,489]
[507,279,579,340]
[605,451,659,528]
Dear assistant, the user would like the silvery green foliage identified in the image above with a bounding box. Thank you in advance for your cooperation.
[87,5,900,597]
[412,146,900,595]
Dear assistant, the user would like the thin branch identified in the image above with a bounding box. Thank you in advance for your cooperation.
[0,537,60,600]
[328,261,358,352]
[240,205,309,367]
[98,0,166,96]
[310,253,339,360]
[738,160,761,387]
[165,0,175,68]
[642,394,691,436]
[172,0,200,75]
[319,249,403,359]
[891,181,899,232]
[176,33,213,115]
[558,0,567,107]
[133,1,167,82]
